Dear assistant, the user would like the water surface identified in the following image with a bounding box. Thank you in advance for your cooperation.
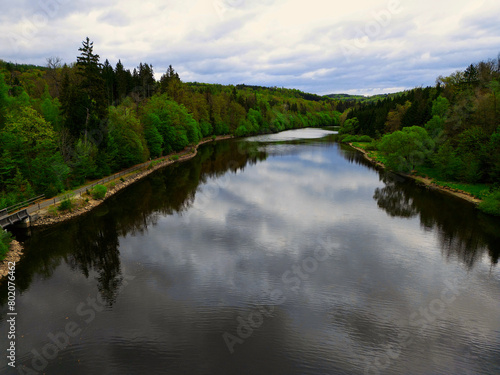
[1,128,499,375]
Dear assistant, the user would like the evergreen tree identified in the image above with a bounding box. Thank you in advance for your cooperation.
[75,37,107,139]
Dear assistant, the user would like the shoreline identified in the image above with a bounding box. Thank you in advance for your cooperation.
[348,143,482,205]
[0,135,233,279]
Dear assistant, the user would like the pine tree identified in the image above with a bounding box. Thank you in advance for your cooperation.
[76,37,107,138]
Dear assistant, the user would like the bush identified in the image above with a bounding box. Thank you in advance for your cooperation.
[91,185,107,200]
[478,191,500,216]
[58,196,73,212]
[170,155,180,161]
[48,205,58,217]
[0,228,13,260]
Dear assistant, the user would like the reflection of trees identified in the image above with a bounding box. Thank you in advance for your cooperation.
[373,180,418,218]
[373,172,500,267]
[101,140,266,237]
[68,215,122,304]
[7,140,268,301]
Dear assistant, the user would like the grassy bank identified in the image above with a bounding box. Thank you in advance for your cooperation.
[348,141,500,216]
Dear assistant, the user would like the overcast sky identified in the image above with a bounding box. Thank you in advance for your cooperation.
[1,0,499,95]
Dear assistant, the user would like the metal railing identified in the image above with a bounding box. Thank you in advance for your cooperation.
[0,195,45,217]
[2,140,206,219]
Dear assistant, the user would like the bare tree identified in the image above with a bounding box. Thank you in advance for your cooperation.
[46,56,63,96]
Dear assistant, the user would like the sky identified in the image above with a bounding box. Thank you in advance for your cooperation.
[0,0,499,96]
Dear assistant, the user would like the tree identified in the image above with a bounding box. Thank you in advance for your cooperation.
[432,141,462,180]
[378,126,434,172]
[455,127,489,182]
[143,113,164,158]
[102,59,115,105]
[115,60,128,102]
[431,96,450,119]
[45,56,63,97]
[107,104,148,169]
[339,117,359,135]
[74,37,107,138]
[0,72,11,126]
[137,63,155,98]
[1,106,68,195]
[385,101,411,132]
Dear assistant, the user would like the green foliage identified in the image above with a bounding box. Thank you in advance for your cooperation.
[142,94,202,152]
[4,46,498,217]
[47,205,58,217]
[455,127,489,183]
[432,141,462,180]
[425,115,445,140]
[488,128,500,182]
[170,155,180,161]
[478,191,500,216]
[431,96,450,119]
[71,139,98,186]
[57,196,74,212]
[339,117,359,135]
[91,184,107,200]
[107,105,148,169]
[340,134,373,143]
[378,126,434,173]
[0,228,13,260]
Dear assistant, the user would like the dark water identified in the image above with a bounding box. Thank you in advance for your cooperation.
[1,128,500,375]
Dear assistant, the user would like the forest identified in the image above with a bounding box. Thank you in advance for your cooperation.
[1,38,499,253]
[0,38,342,214]
[337,55,500,216]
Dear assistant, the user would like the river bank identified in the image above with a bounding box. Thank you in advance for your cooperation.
[0,135,233,279]
[348,143,482,205]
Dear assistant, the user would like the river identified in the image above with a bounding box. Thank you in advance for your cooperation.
[1,128,499,374]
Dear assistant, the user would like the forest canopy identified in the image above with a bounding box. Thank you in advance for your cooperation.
[0,38,341,209]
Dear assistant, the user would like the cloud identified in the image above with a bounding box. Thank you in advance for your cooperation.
[0,0,499,94]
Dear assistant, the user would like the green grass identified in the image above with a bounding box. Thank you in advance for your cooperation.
[351,142,371,149]
[414,165,490,199]
[341,134,373,143]
[349,142,388,164]
[478,191,500,216]
[433,181,491,199]
[367,150,388,165]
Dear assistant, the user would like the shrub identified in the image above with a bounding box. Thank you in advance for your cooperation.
[0,228,13,260]
[91,185,107,200]
[58,196,73,212]
[48,205,58,217]
[171,155,180,161]
[478,191,500,216]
